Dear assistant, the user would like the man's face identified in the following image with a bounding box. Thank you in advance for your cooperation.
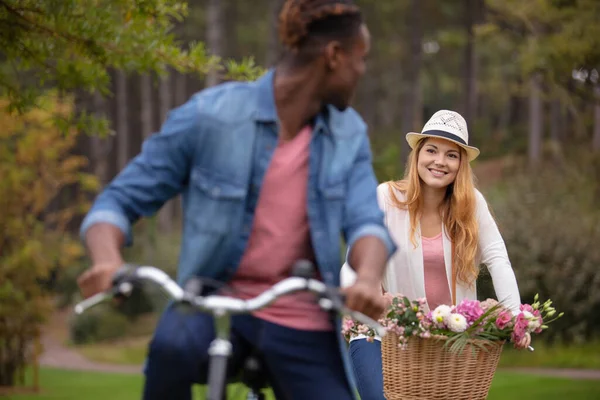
[322,24,370,111]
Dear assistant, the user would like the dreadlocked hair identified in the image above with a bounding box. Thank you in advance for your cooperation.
[278,0,362,52]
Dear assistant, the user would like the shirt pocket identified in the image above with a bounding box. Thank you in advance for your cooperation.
[321,180,347,200]
[188,167,247,234]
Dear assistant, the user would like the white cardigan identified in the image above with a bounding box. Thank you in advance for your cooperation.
[341,182,521,318]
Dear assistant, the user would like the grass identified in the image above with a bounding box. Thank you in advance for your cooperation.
[76,334,600,370]
[4,368,600,400]
[5,368,274,400]
[76,336,150,365]
[498,340,600,369]
[488,372,600,399]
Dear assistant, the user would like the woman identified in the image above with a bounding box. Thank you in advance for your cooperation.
[341,110,521,400]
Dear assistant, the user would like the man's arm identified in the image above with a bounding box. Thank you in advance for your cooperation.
[347,236,388,285]
[80,96,199,246]
[342,134,396,281]
[341,133,397,318]
[78,97,200,298]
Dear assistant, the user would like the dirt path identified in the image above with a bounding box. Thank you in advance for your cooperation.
[38,307,142,374]
[39,306,600,380]
[38,332,142,374]
[38,322,600,380]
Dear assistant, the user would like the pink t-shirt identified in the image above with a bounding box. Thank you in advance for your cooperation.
[422,233,452,310]
[229,126,333,331]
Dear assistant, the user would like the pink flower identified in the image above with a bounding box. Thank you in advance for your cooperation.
[495,310,513,330]
[480,298,499,311]
[520,304,534,313]
[420,319,432,330]
[343,318,354,330]
[383,292,396,308]
[455,300,484,324]
[393,326,405,336]
[511,314,529,344]
[513,332,531,349]
[534,316,544,334]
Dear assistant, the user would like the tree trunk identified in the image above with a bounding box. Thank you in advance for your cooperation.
[90,91,112,186]
[594,83,600,152]
[266,0,284,66]
[549,98,561,143]
[462,0,479,127]
[206,0,224,87]
[140,74,153,140]
[115,70,129,170]
[528,73,543,167]
[400,0,423,164]
[157,73,175,232]
[173,73,188,108]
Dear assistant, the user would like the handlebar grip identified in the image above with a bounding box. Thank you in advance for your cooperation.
[111,263,139,286]
[74,265,139,315]
[74,291,113,314]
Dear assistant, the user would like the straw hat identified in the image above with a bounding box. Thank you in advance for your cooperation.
[405,110,480,161]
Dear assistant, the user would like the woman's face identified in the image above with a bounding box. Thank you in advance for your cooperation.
[417,137,461,190]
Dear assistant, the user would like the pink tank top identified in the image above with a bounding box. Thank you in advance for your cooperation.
[229,126,333,331]
[422,232,452,310]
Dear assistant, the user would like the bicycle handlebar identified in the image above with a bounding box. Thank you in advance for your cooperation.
[74,265,387,338]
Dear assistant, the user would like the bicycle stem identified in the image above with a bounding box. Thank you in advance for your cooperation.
[207,309,233,400]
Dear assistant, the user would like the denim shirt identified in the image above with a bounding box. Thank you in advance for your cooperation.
[80,70,396,392]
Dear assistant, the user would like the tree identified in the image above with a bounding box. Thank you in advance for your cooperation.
[484,0,600,160]
[0,94,97,387]
[0,0,264,389]
[0,0,262,131]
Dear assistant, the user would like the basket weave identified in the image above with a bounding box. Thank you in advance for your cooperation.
[381,334,504,400]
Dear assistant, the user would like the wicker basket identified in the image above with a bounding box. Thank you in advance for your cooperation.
[381,334,504,400]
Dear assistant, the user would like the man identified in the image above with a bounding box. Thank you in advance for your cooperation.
[77,0,396,398]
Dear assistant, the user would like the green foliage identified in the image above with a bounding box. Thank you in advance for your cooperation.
[0,0,264,130]
[372,141,404,183]
[0,94,97,386]
[484,0,600,87]
[485,149,600,343]
[69,307,129,345]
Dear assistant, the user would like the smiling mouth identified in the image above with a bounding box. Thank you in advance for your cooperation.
[428,168,447,177]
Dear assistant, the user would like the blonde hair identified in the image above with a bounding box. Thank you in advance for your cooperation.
[387,138,480,287]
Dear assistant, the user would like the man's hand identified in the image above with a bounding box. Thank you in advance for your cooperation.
[342,279,387,320]
[77,262,121,299]
[78,223,127,299]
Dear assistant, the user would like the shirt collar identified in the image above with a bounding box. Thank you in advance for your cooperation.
[253,68,332,136]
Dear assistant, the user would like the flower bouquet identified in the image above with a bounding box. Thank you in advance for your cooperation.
[342,294,563,400]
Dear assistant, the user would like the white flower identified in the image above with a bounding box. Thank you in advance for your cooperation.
[447,313,468,332]
[432,305,452,324]
[522,311,541,331]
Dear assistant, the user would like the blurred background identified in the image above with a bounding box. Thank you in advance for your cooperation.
[1,0,600,399]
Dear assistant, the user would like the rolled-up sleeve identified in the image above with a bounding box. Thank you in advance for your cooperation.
[80,97,200,245]
[342,133,396,258]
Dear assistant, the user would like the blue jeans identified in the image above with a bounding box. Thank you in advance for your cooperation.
[142,304,354,400]
[349,338,385,400]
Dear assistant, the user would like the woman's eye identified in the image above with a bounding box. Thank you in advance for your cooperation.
[448,153,458,159]
[427,149,435,154]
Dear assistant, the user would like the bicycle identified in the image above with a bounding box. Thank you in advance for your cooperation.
[74,260,387,400]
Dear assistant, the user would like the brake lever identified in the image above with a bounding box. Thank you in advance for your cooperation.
[74,280,135,314]
[74,264,139,315]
